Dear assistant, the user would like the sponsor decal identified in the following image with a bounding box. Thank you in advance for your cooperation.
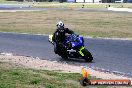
[79,67,131,86]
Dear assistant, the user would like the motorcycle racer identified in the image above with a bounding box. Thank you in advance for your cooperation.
[52,21,74,55]
[48,21,93,62]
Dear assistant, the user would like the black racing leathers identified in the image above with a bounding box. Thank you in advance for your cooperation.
[52,28,74,55]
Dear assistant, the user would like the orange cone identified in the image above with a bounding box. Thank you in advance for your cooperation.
[84,71,89,78]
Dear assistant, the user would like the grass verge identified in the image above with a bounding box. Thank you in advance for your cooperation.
[0,61,107,88]
[32,2,132,9]
[0,1,132,8]
[0,11,132,38]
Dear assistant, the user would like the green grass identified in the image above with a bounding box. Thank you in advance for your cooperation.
[0,62,108,88]
[0,0,18,3]
[0,62,80,88]
[32,2,132,8]
[32,2,106,8]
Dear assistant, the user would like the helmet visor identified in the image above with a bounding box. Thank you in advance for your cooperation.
[59,28,64,32]
[58,26,64,32]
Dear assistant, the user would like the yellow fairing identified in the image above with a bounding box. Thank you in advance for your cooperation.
[79,46,85,56]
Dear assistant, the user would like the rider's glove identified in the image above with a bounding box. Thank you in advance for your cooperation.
[72,33,76,36]
[72,33,79,37]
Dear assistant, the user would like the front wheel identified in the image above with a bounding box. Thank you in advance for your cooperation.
[82,49,93,62]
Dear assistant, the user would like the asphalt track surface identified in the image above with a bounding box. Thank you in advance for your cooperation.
[0,32,132,77]
[0,4,132,77]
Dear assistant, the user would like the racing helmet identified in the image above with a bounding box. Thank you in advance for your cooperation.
[56,21,65,32]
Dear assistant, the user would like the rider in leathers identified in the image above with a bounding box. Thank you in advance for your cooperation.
[52,21,74,56]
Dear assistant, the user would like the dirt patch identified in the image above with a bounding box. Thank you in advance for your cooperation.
[0,54,81,73]
[0,54,132,83]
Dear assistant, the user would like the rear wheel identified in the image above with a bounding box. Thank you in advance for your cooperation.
[54,43,59,54]
[82,49,93,62]
[60,48,68,59]
[61,55,68,59]
[61,50,68,59]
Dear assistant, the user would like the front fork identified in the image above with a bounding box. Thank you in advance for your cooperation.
[79,46,85,56]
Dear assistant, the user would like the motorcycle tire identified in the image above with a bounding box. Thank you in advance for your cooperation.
[61,54,68,59]
[54,43,58,54]
[82,49,93,62]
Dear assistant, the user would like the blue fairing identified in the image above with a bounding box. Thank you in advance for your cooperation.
[64,35,84,48]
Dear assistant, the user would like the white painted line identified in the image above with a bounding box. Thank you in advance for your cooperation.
[0,52,13,56]
[0,10,42,12]
[108,7,132,12]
